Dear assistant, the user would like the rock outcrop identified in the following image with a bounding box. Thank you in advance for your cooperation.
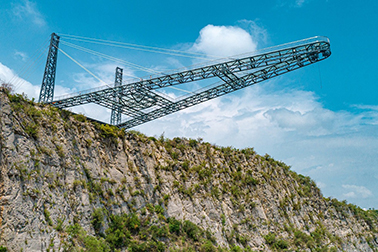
[0,88,377,251]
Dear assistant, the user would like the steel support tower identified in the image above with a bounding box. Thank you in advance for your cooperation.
[39,33,60,103]
[48,36,331,129]
[110,67,123,125]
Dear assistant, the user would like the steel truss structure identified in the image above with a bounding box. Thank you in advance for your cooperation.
[46,35,331,129]
[39,33,60,103]
[110,67,123,125]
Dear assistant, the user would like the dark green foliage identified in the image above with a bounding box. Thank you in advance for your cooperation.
[8,93,26,104]
[0,246,7,252]
[98,124,119,139]
[168,217,181,235]
[72,209,217,251]
[200,240,217,252]
[83,236,110,252]
[264,233,276,245]
[106,224,131,249]
[91,208,105,235]
[264,233,289,250]
[154,205,164,215]
[72,113,87,122]
[25,123,38,139]
[66,223,82,236]
[182,160,189,171]
[230,246,243,252]
[294,230,315,248]
[189,138,198,147]
[243,175,258,186]
[183,220,200,241]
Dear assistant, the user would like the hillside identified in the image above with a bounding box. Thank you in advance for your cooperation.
[0,87,378,252]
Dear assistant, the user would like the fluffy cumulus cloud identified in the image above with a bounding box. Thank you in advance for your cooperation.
[191,24,259,58]
[0,62,39,98]
[11,0,46,27]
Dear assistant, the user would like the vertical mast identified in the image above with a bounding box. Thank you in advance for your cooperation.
[39,33,60,103]
[110,67,123,125]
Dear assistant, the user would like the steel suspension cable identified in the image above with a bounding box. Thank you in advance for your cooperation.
[60,41,160,75]
[59,34,217,60]
[57,47,112,88]
[11,40,49,90]
[60,41,196,95]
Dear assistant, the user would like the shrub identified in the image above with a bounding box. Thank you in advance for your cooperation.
[25,123,38,139]
[73,113,87,122]
[294,230,315,248]
[91,208,105,235]
[244,176,258,186]
[189,139,198,147]
[83,236,110,252]
[183,220,200,241]
[230,246,243,252]
[168,218,181,235]
[264,233,276,245]
[98,124,119,139]
[154,205,164,215]
[274,239,288,249]
[200,240,216,252]
[66,223,82,236]
[0,246,7,252]
[182,160,189,171]
[126,213,141,233]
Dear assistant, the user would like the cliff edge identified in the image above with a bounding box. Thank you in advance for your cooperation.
[0,88,377,251]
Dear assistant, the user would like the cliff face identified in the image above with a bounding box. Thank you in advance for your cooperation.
[0,88,378,252]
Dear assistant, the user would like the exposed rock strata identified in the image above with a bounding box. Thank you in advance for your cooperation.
[0,89,377,251]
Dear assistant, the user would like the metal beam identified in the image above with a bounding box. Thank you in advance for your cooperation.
[39,33,60,103]
[49,36,331,129]
[110,67,123,125]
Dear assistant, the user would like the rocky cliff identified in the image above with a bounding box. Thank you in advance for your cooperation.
[0,87,378,252]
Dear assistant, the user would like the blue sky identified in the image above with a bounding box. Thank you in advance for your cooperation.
[0,0,377,209]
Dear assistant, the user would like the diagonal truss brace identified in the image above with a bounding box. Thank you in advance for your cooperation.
[49,36,331,129]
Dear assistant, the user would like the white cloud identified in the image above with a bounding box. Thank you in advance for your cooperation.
[275,0,309,8]
[12,0,46,27]
[353,104,378,111]
[295,0,306,7]
[342,185,373,199]
[14,51,28,62]
[237,20,268,45]
[190,24,258,58]
[0,62,39,98]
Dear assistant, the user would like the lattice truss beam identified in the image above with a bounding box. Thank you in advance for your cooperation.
[50,37,331,129]
[39,33,60,103]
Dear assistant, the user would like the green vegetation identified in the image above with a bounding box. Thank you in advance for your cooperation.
[65,208,220,251]
[264,233,288,250]
[0,246,7,252]
[43,206,53,226]
[2,88,378,251]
